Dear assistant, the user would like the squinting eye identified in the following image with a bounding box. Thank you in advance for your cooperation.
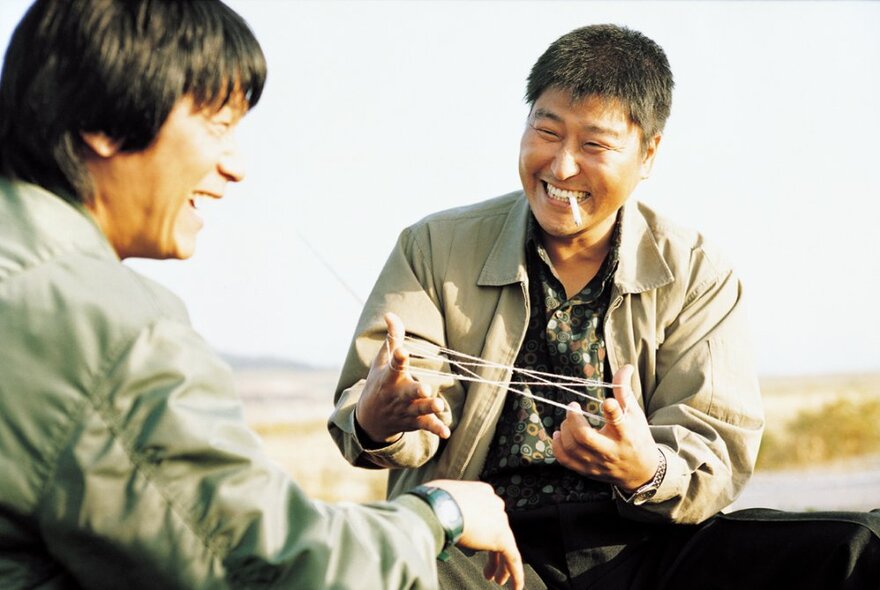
[533,126,559,139]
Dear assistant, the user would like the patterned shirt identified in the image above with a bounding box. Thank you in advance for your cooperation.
[480,214,621,511]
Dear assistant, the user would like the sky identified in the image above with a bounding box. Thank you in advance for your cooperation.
[1,1,878,377]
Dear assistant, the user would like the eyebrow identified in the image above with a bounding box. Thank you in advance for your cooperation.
[531,107,623,139]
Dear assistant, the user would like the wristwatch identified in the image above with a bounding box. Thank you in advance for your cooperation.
[618,448,667,505]
[407,485,464,561]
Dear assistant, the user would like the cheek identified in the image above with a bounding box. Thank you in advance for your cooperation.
[594,158,640,192]
[519,141,552,177]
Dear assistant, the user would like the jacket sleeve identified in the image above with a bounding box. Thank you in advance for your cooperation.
[328,226,466,471]
[615,258,764,524]
[35,318,444,590]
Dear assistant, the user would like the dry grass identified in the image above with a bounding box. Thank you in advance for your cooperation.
[238,369,880,502]
[252,420,387,503]
[235,368,388,503]
[755,373,880,470]
[756,397,880,470]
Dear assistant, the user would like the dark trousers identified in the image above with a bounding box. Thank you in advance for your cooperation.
[438,503,880,590]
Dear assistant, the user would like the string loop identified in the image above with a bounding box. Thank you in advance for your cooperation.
[395,335,624,423]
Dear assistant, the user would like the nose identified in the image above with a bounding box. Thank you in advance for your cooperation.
[551,146,579,180]
[219,138,246,183]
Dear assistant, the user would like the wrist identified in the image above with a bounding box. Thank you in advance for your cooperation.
[406,485,464,561]
[353,407,401,448]
[616,447,667,505]
[622,448,662,493]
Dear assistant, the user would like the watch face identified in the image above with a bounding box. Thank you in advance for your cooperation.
[633,487,658,505]
[435,496,463,526]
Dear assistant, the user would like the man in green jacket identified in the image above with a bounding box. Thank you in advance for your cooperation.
[330,24,880,589]
[0,1,524,588]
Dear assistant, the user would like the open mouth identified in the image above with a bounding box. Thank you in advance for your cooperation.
[189,191,221,210]
[545,182,590,203]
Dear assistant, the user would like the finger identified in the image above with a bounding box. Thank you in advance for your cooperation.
[415,413,451,439]
[407,396,444,416]
[494,560,511,587]
[602,396,626,429]
[483,551,510,584]
[555,403,611,464]
[500,544,524,590]
[561,402,604,450]
[551,429,580,470]
[388,345,410,375]
[383,312,406,353]
[563,400,590,430]
[481,551,495,580]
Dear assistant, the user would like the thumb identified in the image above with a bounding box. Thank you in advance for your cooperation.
[611,364,636,415]
[384,312,406,353]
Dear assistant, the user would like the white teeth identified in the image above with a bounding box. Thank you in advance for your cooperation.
[546,183,588,202]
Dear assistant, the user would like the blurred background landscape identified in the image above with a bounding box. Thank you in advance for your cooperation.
[233,359,880,512]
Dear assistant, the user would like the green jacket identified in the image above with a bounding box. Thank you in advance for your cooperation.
[330,191,765,524]
[0,178,445,589]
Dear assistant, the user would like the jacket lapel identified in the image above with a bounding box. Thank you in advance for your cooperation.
[477,191,530,288]
[614,202,674,294]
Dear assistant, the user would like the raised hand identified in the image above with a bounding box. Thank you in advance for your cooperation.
[355,313,451,445]
[551,364,660,492]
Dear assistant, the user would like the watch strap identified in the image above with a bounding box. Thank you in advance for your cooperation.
[616,447,667,505]
[407,485,464,561]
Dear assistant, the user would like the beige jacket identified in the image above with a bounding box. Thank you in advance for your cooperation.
[330,191,764,524]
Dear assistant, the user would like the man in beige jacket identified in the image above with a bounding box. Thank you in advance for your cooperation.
[330,24,879,589]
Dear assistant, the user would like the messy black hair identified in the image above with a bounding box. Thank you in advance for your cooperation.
[0,0,267,202]
[526,24,673,147]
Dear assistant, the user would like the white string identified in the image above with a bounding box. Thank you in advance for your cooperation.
[393,335,624,424]
[401,336,620,389]
[295,229,365,307]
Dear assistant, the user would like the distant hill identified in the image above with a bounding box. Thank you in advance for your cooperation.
[219,352,329,372]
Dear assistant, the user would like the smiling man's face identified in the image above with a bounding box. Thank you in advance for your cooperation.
[83,95,247,260]
[518,87,659,247]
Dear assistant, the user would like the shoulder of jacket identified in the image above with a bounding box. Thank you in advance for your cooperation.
[405,191,522,231]
[635,201,734,278]
[3,249,192,382]
[397,191,522,258]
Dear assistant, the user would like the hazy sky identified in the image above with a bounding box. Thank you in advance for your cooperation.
[2,1,878,376]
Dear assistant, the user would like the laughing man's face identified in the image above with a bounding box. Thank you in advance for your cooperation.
[84,95,247,260]
[518,87,659,245]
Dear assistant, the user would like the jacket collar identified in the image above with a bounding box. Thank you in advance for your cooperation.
[614,201,674,294]
[0,178,119,262]
[476,191,673,294]
[477,192,531,287]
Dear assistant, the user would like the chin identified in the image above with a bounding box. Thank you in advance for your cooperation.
[168,232,199,260]
[171,246,197,260]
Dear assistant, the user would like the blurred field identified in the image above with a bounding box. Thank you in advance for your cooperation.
[757,373,880,470]
[236,368,388,503]
[237,369,880,509]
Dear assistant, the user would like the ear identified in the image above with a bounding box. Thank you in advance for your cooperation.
[639,133,662,180]
[80,131,122,158]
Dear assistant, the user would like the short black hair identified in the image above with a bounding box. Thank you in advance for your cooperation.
[0,0,267,203]
[526,24,673,146]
